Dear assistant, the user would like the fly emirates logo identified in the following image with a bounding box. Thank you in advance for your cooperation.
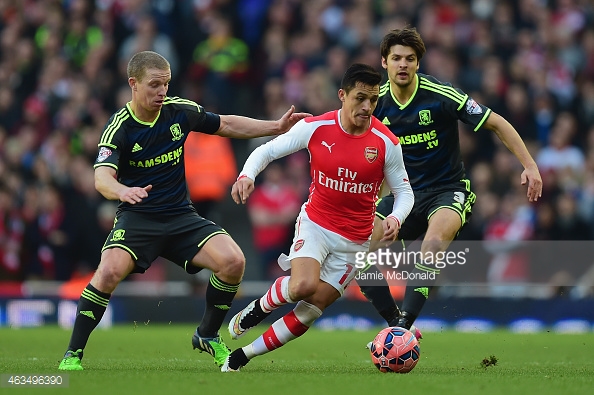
[317,167,375,194]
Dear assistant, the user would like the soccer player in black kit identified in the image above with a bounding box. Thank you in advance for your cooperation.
[58,51,310,370]
[359,28,543,333]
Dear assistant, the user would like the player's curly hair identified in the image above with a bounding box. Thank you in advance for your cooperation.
[127,51,170,81]
[380,27,426,62]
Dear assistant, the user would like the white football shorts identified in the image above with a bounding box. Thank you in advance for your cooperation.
[281,208,370,295]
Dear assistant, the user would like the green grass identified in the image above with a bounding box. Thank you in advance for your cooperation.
[1,324,593,394]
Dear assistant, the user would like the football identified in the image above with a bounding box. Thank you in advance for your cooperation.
[369,326,420,373]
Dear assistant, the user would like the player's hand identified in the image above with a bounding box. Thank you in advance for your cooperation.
[521,166,542,202]
[120,185,152,204]
[231,176,255,204]
[275,105,312,134]
[381,217,400,242]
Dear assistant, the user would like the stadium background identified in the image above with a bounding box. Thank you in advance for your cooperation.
[1,0,594,333]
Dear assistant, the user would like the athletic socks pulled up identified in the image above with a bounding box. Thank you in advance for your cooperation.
[67,284,111,351]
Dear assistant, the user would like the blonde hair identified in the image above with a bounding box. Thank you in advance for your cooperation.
[127,51,170,82]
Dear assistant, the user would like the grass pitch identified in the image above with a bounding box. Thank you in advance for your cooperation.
[1,324,593,394]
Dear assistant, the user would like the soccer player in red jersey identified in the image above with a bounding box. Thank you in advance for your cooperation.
[221,63,414,371]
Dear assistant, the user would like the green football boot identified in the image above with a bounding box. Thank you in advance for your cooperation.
[192,330,230,367]
[58,349,84,371]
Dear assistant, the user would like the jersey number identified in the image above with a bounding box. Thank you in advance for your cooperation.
[338,264,355,286]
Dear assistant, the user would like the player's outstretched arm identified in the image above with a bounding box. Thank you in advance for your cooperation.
[95,166,152,204]
[484,112,543,202]
[216,105,312,139]
[232,119,311,204]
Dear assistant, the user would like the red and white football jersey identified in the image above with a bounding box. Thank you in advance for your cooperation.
[240,110,413,242]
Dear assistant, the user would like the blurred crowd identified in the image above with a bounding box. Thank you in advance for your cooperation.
[1,0,594,284]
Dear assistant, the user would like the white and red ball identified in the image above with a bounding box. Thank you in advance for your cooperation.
[369,326,420,373]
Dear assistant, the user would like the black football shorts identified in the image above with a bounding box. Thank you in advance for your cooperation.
[375,179,475,242]
[102,210,228,273]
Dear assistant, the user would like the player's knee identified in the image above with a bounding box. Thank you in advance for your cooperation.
[93,263,127,292]
[217,251,245,281]
[422,236,451,253]
[288,278,317,300]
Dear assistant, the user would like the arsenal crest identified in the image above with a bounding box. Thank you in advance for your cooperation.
[294,239,305,251]
[365,147,378,163]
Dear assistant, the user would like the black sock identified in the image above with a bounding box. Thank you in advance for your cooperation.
[400,261,438,327]
[358,265,400,325]
[67,284,111,351]
[198,273,239,338]
[240,297,270,328]
[395,311,418,329]
[228,348,250,370]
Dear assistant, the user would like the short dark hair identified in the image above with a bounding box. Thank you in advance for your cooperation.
[380,27,426,61]
[340,63,382,92]
[127,51,170,81]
